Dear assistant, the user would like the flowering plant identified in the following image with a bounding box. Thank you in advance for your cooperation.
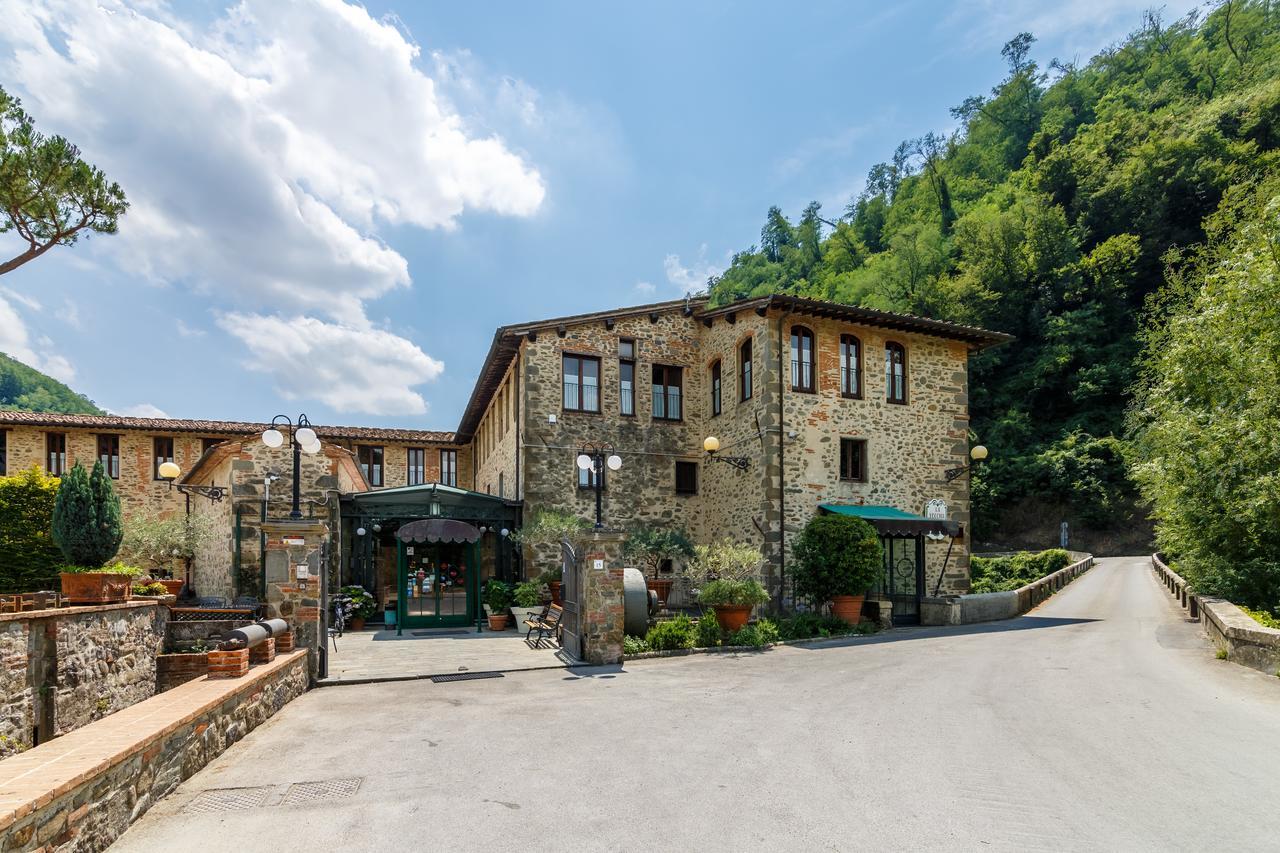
[339,585,377,619]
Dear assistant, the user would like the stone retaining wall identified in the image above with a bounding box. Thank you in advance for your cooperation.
[1151,554,1280,676]
[920,555,1094,625]
[0,650,308,852]
[0,603,164,756]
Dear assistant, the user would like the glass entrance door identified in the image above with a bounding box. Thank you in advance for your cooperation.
[882,536,923,626]
[397,540,477,628]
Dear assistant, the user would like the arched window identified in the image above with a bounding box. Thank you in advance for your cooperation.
[790,326,815,392]
[739,337,753,401]
[710,359,722,416]
[840,334,861,398]
[885,342,907,404]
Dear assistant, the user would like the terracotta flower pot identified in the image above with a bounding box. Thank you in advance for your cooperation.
[60,572,132,605]
[548,581,563,605]
[648,578,674,609]
[830,594,865,625]
[487,613,510,631]
[712,604,752,633]
[157,579,185,597]
[349,616,366,631]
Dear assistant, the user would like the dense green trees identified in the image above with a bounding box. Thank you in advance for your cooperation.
[708,2,1280,546]
[51,461,122,568]
[1129,177,1280,613]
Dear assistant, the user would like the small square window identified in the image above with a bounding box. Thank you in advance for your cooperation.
[675,460,698,495]
[619,338,636,359]
[839,438,867,482]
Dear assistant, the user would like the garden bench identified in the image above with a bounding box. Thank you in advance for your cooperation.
[524,603,563,647]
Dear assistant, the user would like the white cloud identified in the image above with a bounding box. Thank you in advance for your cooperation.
[663,245,723,295]
[0,0,547,414]
[115,403,170,418]
[175,319,207,339]
[634,281,656,295]
[217,313,444,416]
[0,292,76,382]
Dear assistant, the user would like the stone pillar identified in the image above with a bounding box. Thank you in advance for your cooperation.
[261,518,329,682]
[581,531,626,666]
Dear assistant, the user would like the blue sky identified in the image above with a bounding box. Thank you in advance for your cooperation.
[0,0,1196,430]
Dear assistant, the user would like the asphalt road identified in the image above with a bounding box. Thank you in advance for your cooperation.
[115,557,1280,851]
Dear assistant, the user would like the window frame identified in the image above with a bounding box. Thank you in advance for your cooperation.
[439,449,458,487]
[357,444,385,487]
[406,447,426,486]
[885,341,908,405]
[152,436,174,481]
[710,359,722,417]
[790,325,816,393]
[562,352,603,414]
[46,432,67,477]
[839,437,868,482]
[739,337,753,402]
[651,364,684,422]
[577,460,605,490]
[97,433,121,479]
[840,334,862,399]
[674,460,698,495]
[619,353,636,417]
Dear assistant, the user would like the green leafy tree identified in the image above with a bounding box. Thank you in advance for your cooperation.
[0,353,104,414]
[51,461,122,568]
[0,466,63,592]
[622,525,694,577]
[791,515,883,603]
[0,85,128,277]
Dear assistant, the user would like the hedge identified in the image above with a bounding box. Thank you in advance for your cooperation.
[970,549,1071,594]
[0,466,63,593]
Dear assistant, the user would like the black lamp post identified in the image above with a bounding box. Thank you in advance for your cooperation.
[261,414,321,520]
[576,443,622,529]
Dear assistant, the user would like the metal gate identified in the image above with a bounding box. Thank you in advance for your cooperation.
[558,539,582,660]
[882,536,924,626]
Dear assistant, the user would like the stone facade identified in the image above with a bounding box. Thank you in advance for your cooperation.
[0,603,164,756]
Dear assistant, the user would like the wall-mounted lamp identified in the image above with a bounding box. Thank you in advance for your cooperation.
[945,444,989,482]
[703,436,749,471]
[158,462,226,502]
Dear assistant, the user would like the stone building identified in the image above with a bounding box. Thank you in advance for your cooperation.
[0,294,1008,627]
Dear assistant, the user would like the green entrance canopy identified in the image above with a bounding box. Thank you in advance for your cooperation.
[818,504,961,538]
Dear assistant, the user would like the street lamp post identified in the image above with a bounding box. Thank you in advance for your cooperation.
[261,414,321,519]
[576,443,623,529]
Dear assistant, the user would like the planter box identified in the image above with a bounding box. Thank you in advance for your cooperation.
[60,572,132,605]
[156,579,185,597]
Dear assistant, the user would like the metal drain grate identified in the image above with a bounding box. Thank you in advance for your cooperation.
[430,671,504,683]
[411,629,469,637]
[281,777,362,805]
[186,786,273,813]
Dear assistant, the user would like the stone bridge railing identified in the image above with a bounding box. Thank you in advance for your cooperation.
[1151,554,1280,675]
[922,554,1094,625]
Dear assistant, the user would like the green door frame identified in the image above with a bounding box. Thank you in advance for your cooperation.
[396,538,482,634]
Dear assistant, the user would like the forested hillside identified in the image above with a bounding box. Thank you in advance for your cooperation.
[707,1,1280,551]
[0,352,103,415]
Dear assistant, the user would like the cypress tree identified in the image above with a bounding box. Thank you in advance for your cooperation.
[51,461,122,568]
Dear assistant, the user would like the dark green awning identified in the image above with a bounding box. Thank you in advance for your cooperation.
[818,504,961,538]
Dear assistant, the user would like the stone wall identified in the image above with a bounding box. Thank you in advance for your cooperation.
[0,650,308,853]
[473,357,521,500]
[0,602,164,756]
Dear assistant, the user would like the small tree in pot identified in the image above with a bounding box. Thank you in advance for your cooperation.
[622,525,693,608]
[683,541,770,632]
[53,461,130,603]
[792,514,883,624]
[510,509,589,604]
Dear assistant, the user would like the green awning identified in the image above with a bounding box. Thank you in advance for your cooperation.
[818,504,962,538]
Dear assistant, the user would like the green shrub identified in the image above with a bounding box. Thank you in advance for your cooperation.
[0,467,65,593]
[697,578,770,607]
[774,613,854,640]
[755,618,781,644]
[645,615,696,650]
[728,625,765,647]
[97,561,143,577]
[339,585,378,619]
[1242,606,1280,631]
[483,579,513,610]
[970,549,1071,593]
[695,613,723,648]
[623,634,650,655]
[792,514,883,603]
[132,582,168,596]
[52,461,122,569]
[513,580,542,607]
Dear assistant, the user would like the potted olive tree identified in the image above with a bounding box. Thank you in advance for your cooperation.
[683,541,770,632]
[54,461,133,603]
[623,525,694,609]
[483,580,514,630]
[510,510,589,605]
[792,514,883,624]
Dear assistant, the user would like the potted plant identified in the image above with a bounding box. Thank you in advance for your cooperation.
[483,580,514,630]
[792,514,884,624]
[683,541,770,632]
[510,509,588,604]
[539,567,564,605]
[510,580,544,631]
[623,525,694,609]
[340,585,377,630]
[53,461,130,604]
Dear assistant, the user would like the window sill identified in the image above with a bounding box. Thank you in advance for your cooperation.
[791,387,816,394]
[840,393,863,401]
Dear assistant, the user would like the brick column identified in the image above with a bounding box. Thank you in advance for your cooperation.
[261,519,329,683]
[581,531,626,666]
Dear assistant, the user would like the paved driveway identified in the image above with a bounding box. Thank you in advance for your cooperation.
[115,557,1280,851]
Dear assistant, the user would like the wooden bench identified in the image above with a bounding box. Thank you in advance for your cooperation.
[524,603,563,647]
